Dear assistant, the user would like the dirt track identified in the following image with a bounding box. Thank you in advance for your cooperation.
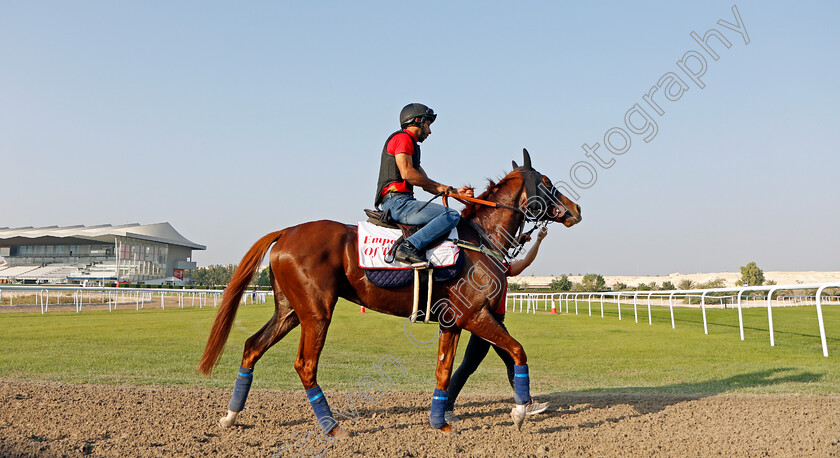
[1,380,839,457]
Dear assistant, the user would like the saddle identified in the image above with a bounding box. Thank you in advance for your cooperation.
[360,210,464,323]
[363,209,457,262]
[364,209,414,237]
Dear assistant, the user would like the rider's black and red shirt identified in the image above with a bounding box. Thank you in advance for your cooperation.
[374,129,421,207]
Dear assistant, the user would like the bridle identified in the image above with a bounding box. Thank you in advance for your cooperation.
[428,171,570,262]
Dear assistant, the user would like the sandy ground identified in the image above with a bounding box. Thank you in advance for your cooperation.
[1,380,838,457]
[512,271,840,289]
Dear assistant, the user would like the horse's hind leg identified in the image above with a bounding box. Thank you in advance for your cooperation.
[461,308,531,430]
[219,289,299,428]
[242,292,300,368]
[293,311,349,438]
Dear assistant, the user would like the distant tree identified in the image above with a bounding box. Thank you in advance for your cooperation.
[765,279,777,286]
[549,275,572,291]
[508,282,523,291]
[189,268,207,286]
[256,266,272,287]
[696,278,727,289]
[190,264,237,287]
[661,281,676,291]
[677,279,694,290]
[647,282,659,290]
[739,261,765,286]
[613,281,629,291]
[636,283,652,291]
[580,274,606,292]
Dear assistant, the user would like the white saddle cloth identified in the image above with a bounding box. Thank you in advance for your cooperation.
[357,221,460,269]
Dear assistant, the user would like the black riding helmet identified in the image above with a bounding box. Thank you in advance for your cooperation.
[400,103,437,129]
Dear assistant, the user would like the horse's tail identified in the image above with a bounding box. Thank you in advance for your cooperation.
[198,230,285,377]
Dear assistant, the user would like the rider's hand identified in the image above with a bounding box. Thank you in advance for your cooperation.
[457,186,474,197]
[438,184,454,195]
[536,227,548,241]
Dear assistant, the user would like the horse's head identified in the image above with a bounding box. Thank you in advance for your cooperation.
[512,149,582,228]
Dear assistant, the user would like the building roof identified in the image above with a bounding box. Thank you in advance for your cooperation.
[0,223,206,250]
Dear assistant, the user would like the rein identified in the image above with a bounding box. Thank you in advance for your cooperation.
[443,191,523,214]
[414,183,559,262]
[442,191,542,263]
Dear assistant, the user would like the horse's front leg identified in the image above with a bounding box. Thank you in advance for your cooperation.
[462,307,531,430]
[429,326,461,434]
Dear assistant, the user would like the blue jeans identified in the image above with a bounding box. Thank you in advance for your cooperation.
[380,194,460,251]
[445,313,515,411]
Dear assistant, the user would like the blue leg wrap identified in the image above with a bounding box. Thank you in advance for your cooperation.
[513,364,530,405]
[429,388,448,428]
[305,386,338,434]
[228,366,253,412]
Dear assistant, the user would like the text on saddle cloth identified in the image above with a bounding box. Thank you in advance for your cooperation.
[357,221,459,269]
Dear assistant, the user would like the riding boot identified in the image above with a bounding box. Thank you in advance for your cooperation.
[394,240,426,264]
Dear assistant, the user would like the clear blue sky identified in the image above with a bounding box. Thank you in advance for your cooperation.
[2,1,838,276]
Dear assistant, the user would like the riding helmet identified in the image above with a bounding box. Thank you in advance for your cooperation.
[400,103,437,128]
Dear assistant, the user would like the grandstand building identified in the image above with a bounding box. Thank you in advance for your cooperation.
[0,223,205,285]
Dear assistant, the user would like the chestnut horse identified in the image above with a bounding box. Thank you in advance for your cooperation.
[199,149,581,435]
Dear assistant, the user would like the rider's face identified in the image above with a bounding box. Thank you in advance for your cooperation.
[416,119,432,142]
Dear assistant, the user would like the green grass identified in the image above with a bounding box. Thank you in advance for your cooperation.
[0,298,838,395]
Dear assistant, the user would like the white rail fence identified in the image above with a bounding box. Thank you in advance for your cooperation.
[0,286,269,313]
[3,282,837,356]
[509,281,840,357]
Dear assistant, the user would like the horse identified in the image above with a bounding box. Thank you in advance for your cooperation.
[198,149,582,436]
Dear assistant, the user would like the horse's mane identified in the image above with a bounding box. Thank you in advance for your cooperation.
[461,172,519,220]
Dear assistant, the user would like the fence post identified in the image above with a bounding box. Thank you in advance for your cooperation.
[815,285,830,357]
[633,293,638,323]
[701,291,708,335]
[737,290,745,341]
[767,288,778,347]
[668,292,675,329]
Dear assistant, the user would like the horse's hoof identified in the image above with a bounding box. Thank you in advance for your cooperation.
[327,426,350,439]
[437,423,457,434]
[219,410,238,429]
[510,405,526,431]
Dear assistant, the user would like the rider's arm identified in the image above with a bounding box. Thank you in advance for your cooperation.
[395,153,451,195]
[508,228,548,277]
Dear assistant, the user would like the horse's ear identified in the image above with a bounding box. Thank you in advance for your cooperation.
[512,160,519,169]
[523,148,532,170]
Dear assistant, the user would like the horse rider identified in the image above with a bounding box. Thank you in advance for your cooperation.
[374,103,474,264]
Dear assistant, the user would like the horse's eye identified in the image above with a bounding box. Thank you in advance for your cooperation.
[542,176,552,186]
